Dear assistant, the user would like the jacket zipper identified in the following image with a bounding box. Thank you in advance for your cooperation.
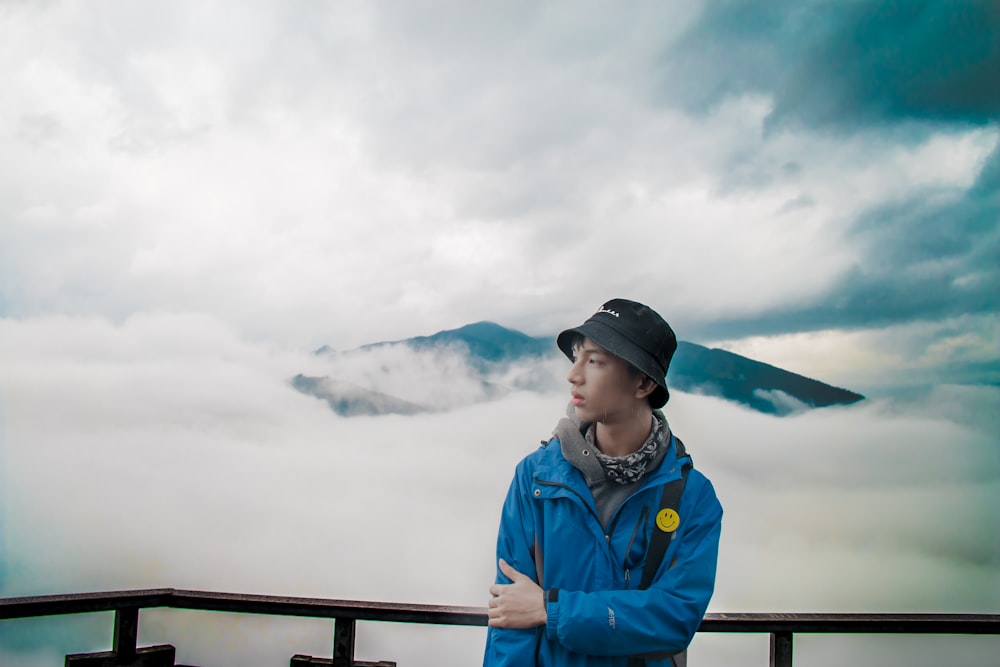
[622,506,648,589]
[537,478,653,589]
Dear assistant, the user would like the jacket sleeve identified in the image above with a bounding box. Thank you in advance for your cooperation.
[483,461,542,666]
[545,473,723,657]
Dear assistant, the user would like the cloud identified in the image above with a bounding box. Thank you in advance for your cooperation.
[2,312,998,666]
[669,0,1000,130]
[750,388,810,416]
[0,0,996,380]
[304,342,565,412]
[809,139,1000,325]
[693,133,999,344]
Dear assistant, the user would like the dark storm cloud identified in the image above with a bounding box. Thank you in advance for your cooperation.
[693,142,999,375]
[668,0,1000,130]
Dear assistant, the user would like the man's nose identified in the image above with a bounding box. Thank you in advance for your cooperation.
[566,358,582,384]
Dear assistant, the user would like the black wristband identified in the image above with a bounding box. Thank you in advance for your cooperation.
[547,588,559,603]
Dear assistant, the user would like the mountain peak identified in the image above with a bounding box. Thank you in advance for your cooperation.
[363,320,554,363]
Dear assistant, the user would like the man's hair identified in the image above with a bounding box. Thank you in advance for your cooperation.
[566,332,660,407]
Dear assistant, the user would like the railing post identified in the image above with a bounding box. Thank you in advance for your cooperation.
[770,631,793,667]
[333,617,356,667]
[66,604,175,667]
[290,617,396,666]
[113,608,139,661]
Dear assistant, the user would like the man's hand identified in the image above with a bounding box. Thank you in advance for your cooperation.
[487,559,547,629]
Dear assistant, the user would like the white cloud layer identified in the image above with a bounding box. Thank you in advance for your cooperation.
[1,313,997,666]
[1,1,996,363]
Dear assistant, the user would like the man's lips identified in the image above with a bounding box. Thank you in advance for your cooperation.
[571,393,584,406]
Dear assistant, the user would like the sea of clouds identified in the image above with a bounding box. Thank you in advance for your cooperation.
[1,312,997,666]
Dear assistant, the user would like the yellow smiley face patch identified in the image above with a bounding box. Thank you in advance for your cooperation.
[655,508,680,533]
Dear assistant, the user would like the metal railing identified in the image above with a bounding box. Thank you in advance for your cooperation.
[2,588,998,666]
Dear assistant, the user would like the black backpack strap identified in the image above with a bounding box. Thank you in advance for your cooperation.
[638,463,689,590]
[628,437,692,667]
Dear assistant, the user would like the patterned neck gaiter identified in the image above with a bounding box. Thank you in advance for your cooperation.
[585,416,664,485]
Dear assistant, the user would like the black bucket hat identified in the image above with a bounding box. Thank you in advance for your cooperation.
[557,298,677,408]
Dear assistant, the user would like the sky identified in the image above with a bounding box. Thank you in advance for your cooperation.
[1,1,998,666]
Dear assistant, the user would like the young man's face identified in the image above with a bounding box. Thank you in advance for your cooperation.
[567,337,648,424]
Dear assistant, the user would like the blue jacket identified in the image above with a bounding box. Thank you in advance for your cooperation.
[484,427,723,666]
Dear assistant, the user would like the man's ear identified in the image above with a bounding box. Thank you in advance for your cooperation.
[634,374,657,400]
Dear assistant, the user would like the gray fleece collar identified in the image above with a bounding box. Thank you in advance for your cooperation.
[552,403,672,488]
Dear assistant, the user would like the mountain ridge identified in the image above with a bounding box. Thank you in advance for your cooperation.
[296,321,864,417]
[357,320,554,364]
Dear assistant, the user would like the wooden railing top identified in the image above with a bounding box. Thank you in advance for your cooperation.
[3,588,999,635]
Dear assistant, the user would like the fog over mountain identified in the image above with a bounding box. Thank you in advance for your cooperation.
[1,313,996,667]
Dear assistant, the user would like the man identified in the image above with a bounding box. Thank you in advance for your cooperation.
[484,299,723,666]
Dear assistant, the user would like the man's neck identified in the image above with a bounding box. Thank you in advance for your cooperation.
[595,409,654,458]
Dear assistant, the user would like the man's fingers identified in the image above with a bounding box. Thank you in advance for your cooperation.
[487,598,506,626]
[487,562,545,630]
